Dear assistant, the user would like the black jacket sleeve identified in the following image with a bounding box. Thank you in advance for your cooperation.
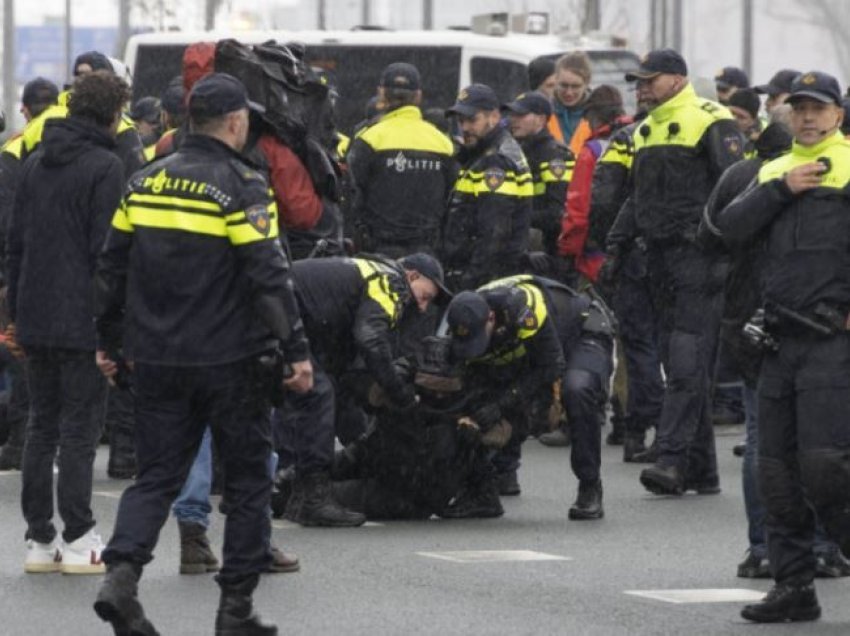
[114,126,143,182]
[697,159,759,251]
[94,207,132,352]
[0,151,21,282]
[5,157,34,321]
[715,177,793,250]
[345,137,373,231]
[589,161,630,251]
[605,197,637,250]
[88,159,125,271]
[499,316,565,412]
[353,295,407,398]
[703,119,746,184]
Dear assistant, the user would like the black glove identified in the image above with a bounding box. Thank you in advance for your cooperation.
[524,251,553,275]
[389,381,418,411]
[597,246,623,289]
[472,402,501,430]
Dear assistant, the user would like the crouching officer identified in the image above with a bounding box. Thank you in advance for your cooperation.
[717,71,850,623]
[92,73,313,636]
[277,252,448,526]
[442,275,614,520]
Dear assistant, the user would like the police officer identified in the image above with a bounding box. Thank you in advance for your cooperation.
[714,66,749,105]
[129,96,163,158]
[278,252,448,526]
[753,69,800,117]
[504,90,574,256]
[442,84,533,290]
[616,49,744,496]
[717,71,850,623]
[442,275,613,519]
[92,73,313,636]
[347,62,456,257]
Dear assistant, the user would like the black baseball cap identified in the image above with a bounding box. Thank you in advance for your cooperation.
[398,253,451,299]
[447,291,492,360]
[787,71,843,107]
[753,69,800,97]
[21,77,59,109]
[129,96,161,124]
[189,73,264,118]
[625,49,688,81]
[160,76,186,116]
[447,84,500,117]
[380,62,421,91]
[73,50,113,76]
[715,66,749,90]
[503,91,553,117]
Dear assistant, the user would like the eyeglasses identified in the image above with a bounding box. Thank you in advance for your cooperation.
[557,82,585,91]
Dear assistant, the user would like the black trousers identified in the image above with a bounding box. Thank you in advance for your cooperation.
[758,332,850,585]
[22,347,105,543]
[647,242,723,480]
[101,359,273,585]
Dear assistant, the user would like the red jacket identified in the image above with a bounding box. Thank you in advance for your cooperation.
[257,134,322,232]
[558,117,632,281]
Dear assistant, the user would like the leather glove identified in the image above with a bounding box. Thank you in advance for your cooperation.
[471,402,501,430]
[456,416,481,446]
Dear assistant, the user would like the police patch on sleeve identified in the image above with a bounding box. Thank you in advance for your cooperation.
[549,159,566,178]
[520,306,538,330]
[723,135,743,157]
[246,204,272,237]
[484,167,506,192]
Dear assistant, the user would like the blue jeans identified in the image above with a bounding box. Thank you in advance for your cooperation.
[172,427,279,528]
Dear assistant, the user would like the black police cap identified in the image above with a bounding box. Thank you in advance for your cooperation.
[189,73,264,119]
[129,96,161,124]
[380,62,421,91]
[502,91,553,117]
[160,76,186,116]
[398,253,451,299]
[787,71,843,107]
[715,66,749,90]
[447,291,492,360]
[447,84,500,117]
[625,49,688,81]
[753,69,800,97]
[21,77,59,109]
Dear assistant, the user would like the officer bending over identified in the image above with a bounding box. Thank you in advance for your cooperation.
[92,73,312,636]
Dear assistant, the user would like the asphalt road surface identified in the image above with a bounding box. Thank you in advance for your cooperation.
[1,424,849,635]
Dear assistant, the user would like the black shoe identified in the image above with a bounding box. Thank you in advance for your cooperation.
[291,472,366,527]
[440,481,504,519]
[94,561,160,636]
[215,576,278,636]
[736,550,771,578]
[740,582,821,623]
[815,546,850,578]
[630,441,658,464]
[107,460,137,480]
[605,429,624,446]
[684,476,721,495]
[497,470,521,496]
[568,480,603,520]
[640,464,684,495]
[623,436,647,463]
[732,443,746,457]
[0,444,22,471]
[538,428,570,447]
[178,522,220,575]
[270,467,294,520]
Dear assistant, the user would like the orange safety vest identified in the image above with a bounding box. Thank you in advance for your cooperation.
[547,114,592,157]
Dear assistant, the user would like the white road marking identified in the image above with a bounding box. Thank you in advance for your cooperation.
[0,469,20,476]
[92,491,123,499]
[624,589,766,604]
[417,550,571,563]
[272,520,384,530]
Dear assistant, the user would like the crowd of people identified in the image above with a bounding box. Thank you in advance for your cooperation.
[0,39,849,634]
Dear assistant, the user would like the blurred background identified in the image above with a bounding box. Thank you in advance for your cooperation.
[2,0,848,132]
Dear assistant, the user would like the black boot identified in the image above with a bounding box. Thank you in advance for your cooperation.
[740,582,821,623]
[497,470,521,496]
[178,521,220,574]
[622,435,647,463]
[93,561,160,636]
[106,387,137,479]
[270,467,294,520]
[630,439,658,464]
[568,480,603,520]
[215,575,278,636]
[292,472,366,527]
[440,478,504,519]
[639,463,684,495]
[606,395,625,445]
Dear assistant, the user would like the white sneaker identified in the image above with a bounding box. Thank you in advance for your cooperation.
[61,529,106,575]
[24,539,62,573]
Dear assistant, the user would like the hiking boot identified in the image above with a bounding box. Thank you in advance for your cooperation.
[94,561,160,635]
[215,575,278,636]
[24,538,62,573]
[497,470,521,496]
[282,475,303,522]
[62,528,106,574]
[630,440,658,464]
[640,464,684,496]
[622,435,647,463]
[568,480,603,520]
[815,546,850,578]
[265,545,299,574]
[440,480,504,519]
[291,472,366,527]
[736,550,771,578]
[740,582,821,623]
[178,521,220,574]
[538,428,570,447]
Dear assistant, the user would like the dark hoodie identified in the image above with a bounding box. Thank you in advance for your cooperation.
[7,116,124,350]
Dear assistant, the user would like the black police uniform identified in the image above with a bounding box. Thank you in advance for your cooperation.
[717,125,850,601]
[595,121,664,457]
[347,104,456,256]
[276,256,416,526]
[442,126,533,290]
[520,128,574,255]
[444,275,613,518]
[94,122,306,634]
[619,55,744,493]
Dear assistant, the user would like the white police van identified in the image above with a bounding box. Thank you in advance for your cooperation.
[124,13,640,134]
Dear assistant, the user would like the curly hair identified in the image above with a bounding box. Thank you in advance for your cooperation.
[68,70,131,128]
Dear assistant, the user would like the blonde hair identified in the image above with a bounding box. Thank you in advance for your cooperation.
[555,51,592,84]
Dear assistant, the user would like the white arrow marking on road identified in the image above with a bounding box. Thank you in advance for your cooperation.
[624,589,766,604]
[417,550,571,563]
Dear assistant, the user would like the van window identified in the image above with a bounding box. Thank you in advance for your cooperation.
[306,45,461,134]
[132,44,186,105]
[470,57,528,104]
[544,50,639,112]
